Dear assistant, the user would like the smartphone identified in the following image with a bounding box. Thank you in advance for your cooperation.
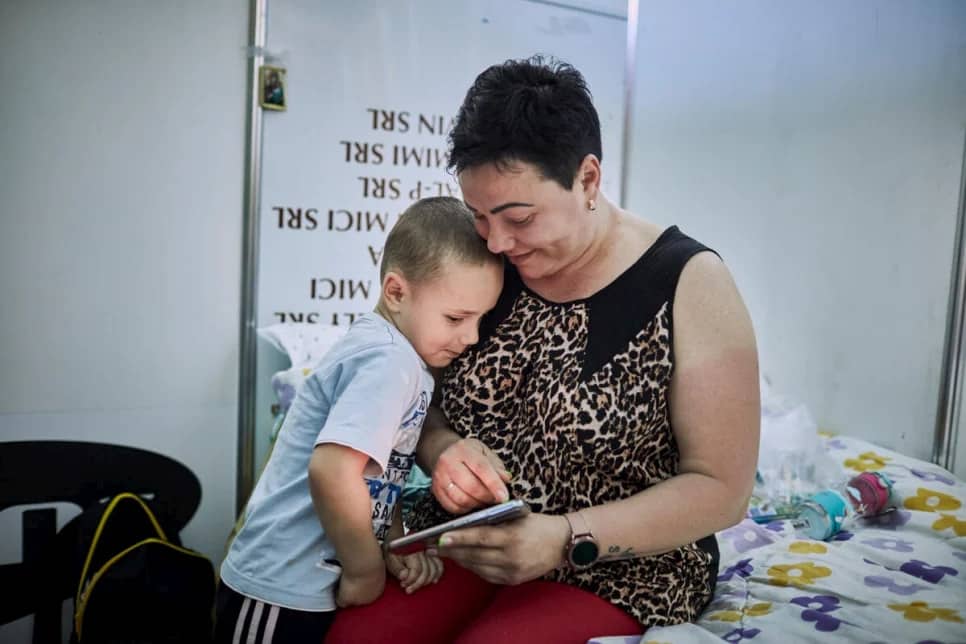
[387,499,530,552]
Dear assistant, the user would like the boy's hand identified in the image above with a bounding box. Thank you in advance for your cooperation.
[385,549,444,594]
[335,566,386,608]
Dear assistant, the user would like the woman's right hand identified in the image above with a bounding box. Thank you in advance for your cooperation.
[431,437,512,514]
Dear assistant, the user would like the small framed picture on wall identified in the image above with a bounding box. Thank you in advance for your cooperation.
[259,65,286,111]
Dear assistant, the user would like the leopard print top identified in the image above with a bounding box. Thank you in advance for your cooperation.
[410,226,720,627]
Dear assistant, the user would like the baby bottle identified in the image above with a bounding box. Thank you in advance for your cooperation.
[792,471,894,540]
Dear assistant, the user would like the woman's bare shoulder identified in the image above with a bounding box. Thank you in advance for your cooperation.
[674,251,756,358]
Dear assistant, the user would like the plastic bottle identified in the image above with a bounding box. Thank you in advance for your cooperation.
[791,471,895,540]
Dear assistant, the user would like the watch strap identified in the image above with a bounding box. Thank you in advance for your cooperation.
[563,510,599,569]
[565,510,592,538]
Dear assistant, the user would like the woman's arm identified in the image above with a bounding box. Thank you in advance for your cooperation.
[580,252,759,560]
[436,253,759,582]
[415,405,511,513]
[414,406,461,473]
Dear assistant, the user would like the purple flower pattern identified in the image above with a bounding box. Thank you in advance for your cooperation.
[863,575,928,595]
[791,594,845,632]
[273,381,296,410]
[720,522,777,554]
[791,595,840,612]
[899,559,959,584]
[718,559,754,583]
[862,510,912,530]
[723,628,761,642]
[706,440,965,641]
[861,537,914,552]
[910,468,956,486]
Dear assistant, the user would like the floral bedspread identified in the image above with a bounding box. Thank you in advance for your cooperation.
[590,435,966,644]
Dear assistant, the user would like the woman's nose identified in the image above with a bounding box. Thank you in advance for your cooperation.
[486,223,513,254]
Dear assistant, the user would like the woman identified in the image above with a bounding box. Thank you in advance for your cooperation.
[326,56,760,644]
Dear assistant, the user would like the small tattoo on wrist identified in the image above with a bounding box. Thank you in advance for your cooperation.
[601,545,636,562]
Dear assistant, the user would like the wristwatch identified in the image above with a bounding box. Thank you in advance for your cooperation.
[563,511,599,570]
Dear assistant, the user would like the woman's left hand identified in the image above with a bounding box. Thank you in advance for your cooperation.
[433,512,570,585]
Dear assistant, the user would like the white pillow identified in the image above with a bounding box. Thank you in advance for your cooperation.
[257,323,348,414]
[257,322,347,369]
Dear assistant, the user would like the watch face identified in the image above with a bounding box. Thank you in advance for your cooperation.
[571,539,599,567]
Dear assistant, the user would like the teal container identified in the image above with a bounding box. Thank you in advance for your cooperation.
[794,489,851,540]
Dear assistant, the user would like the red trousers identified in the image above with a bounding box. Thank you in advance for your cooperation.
[325,563,641,644]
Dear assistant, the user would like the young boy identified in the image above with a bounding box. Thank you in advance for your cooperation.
[216,197,504,643]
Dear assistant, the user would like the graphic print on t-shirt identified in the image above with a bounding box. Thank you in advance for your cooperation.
[367,391,429,541]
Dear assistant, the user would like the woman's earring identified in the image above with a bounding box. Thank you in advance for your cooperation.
[588,199,597,212]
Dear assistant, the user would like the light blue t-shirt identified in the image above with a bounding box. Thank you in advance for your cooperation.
[221,313,434,611]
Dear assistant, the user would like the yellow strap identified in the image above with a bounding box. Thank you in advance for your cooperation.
[74,493,167,607]
[74,537,209,640]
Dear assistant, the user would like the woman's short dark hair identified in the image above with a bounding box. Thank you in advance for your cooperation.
[381,196,500,284]
[447,55,602,190]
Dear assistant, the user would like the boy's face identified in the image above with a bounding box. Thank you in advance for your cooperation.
[393,259,503,368]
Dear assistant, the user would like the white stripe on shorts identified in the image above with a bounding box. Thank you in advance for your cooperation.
[261,604,281,644]
[232,596,251,644]
[246,601,265,644]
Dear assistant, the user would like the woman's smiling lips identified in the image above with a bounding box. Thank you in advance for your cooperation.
[507,250,533,264]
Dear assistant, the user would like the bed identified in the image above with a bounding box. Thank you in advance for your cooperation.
[592,434,966,644]
[258,325,966,643]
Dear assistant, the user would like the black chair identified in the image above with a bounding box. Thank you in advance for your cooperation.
[0,441,201,644]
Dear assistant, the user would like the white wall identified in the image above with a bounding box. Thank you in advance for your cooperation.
[627,0,966,460]
[0,1,247,641]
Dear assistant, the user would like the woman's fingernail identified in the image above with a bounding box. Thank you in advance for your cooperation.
[504,470,513,479]
[499,490,510,502]
[438,535,451,546]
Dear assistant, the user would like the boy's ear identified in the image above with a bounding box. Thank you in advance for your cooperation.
[381,271,408,312]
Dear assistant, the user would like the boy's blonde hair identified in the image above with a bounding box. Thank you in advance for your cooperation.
[380,197,501,283]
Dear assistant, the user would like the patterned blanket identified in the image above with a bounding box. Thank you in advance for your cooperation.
[591,434,966,644]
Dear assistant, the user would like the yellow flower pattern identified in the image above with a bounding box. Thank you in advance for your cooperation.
[844,451,890,472]
[709,436,966,640]
[932,513,966,536]
[888,601,964,623]
[708,603,773,623]
[904,488,962,513]
[744,603,772,617]
[767,562,832,588]
[789,541,827,554]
